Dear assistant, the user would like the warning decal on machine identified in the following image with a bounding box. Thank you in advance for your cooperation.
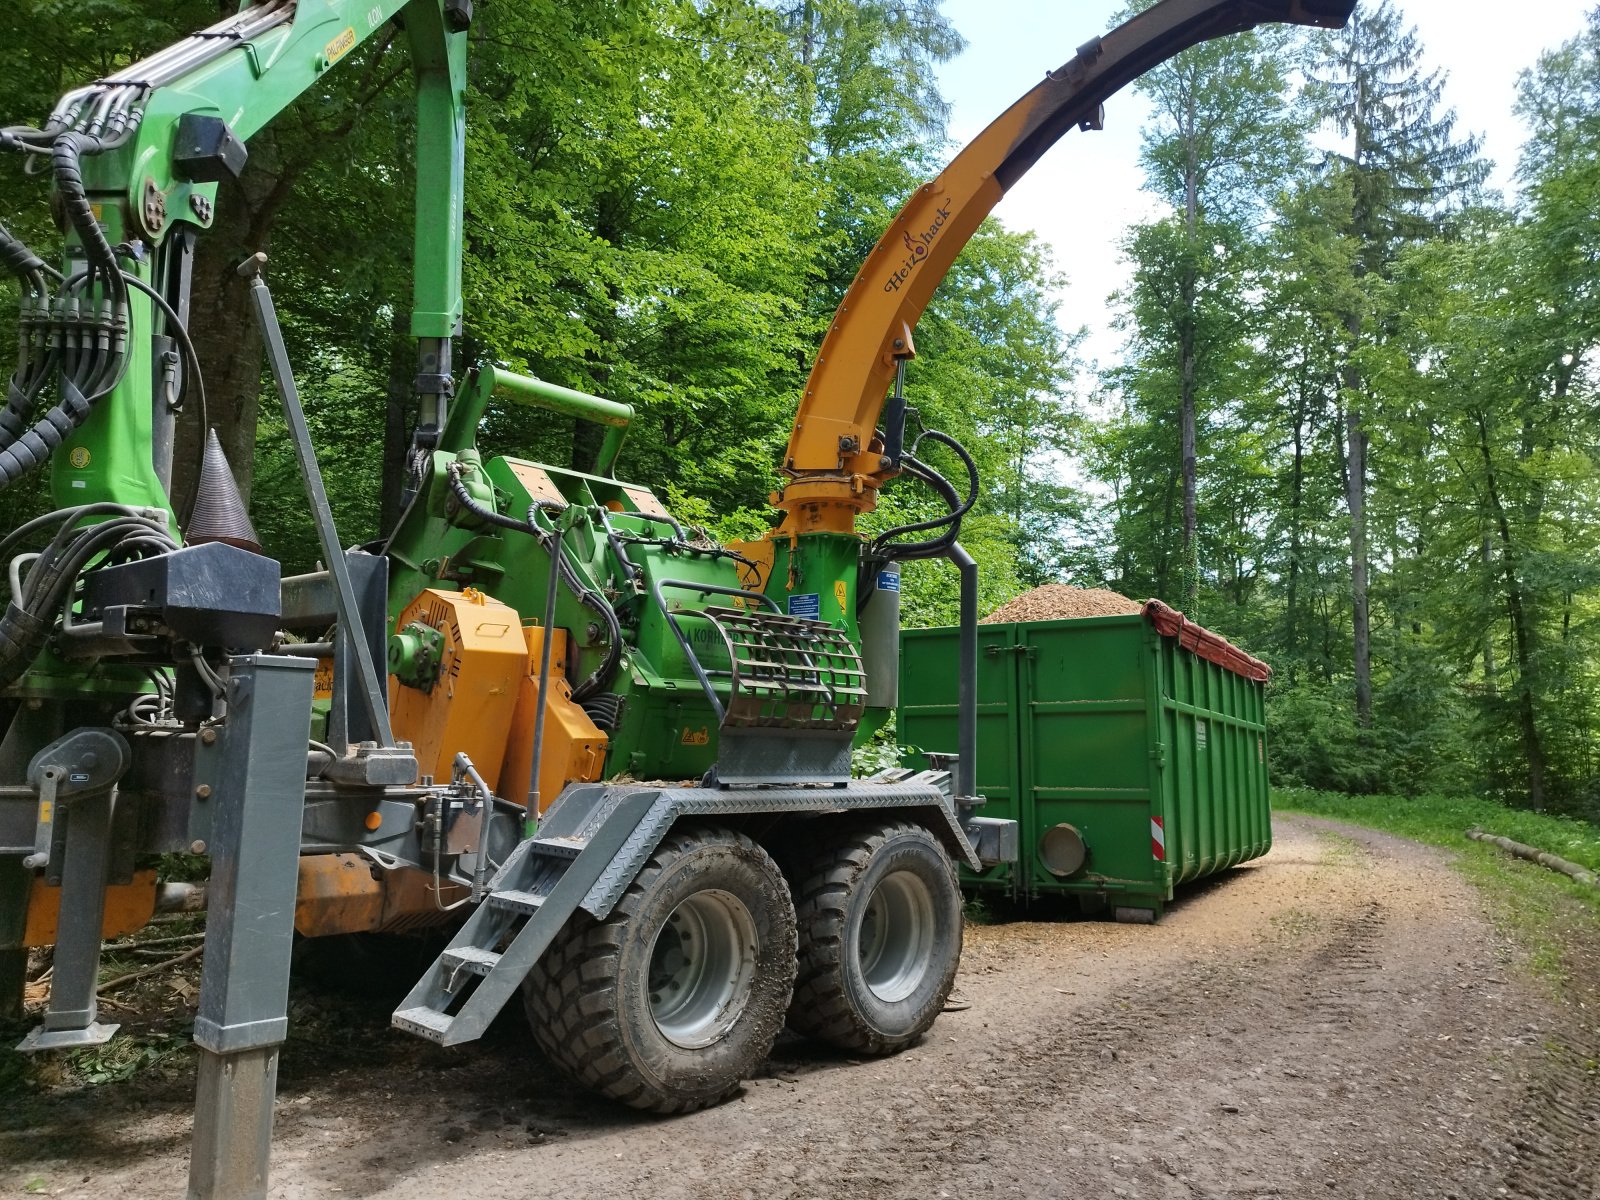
[788,593,820,620]
[1151,816,1166,862]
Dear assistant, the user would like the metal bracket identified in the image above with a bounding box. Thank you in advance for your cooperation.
[240,253,404,767]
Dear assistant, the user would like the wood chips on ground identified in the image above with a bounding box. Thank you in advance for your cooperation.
[981,584,1143,624]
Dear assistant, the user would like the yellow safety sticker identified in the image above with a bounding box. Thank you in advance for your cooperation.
[324,27,357,67]
[68,447,90,469]
[834,580,848,614]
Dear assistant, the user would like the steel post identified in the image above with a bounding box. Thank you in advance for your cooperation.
[243,259,394,752]
[947,543,978,806]
[185,653,314,1200]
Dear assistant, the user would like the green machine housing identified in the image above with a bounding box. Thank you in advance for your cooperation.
[899,605,1273,920]
[385,366,881,786]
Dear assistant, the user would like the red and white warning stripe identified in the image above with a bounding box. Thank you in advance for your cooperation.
[1151,816,1166,862]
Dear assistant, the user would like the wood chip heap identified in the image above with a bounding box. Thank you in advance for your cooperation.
[981,584,1144,624]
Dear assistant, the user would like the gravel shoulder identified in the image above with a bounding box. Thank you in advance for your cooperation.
[8,812,1599,1199]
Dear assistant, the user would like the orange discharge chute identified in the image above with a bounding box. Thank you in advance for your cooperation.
[773,0,1357,537]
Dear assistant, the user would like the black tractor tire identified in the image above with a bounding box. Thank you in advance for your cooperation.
[522,824,797,1114]
[788,820,963,1055]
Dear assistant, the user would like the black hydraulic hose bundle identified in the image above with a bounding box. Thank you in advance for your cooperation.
[445,464,622,700]
[859,426,981,610]
[857,428,979,614]
[0,120,142,493]
[870,429,980,560]
[0,504,177,689]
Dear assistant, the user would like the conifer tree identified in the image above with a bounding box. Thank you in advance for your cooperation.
[1306,0,1484,729]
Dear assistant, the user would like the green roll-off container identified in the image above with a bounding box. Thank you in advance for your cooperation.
[899,603,1271,920]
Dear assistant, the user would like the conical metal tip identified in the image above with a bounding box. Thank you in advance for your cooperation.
[186,428,262,554]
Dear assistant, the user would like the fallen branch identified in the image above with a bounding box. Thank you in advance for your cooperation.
[1466,827,1599,888]
[105,931,206,952]
[97,943,204,994]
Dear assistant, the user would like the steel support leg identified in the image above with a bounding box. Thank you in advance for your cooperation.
[190,1047,280,1200]
[185,654,314,1200]
[16,788,119,1050]
[33,790,114,1041]
[0,859,27,1020]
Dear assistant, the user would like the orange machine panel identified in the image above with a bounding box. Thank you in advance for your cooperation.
[498,626,608,813]
[389,588,528,787]
[294,854,468,938]
[24,869,157,947]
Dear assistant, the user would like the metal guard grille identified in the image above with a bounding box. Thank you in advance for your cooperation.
[702,606,866,731]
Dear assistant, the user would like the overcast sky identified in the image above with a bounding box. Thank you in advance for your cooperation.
[933,0,1594,372]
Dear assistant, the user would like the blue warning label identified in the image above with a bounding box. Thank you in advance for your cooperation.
[876,570,901,592]
[787,593,821,620]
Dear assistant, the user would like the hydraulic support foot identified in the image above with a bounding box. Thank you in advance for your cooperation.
[185,654,314,1200]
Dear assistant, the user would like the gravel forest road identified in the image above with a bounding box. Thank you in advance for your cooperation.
[10,813,1600,1200]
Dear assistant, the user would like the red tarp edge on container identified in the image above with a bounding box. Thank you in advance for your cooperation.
[1142,599,1273,683]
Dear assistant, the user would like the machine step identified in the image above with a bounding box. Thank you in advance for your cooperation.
[391,788,658,1047]
[489,889,546,914]
[529,836,586,860]
[441,946,501,978]
[392,1006,453,1042]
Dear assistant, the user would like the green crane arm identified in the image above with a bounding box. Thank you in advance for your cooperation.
[0,0,469,514]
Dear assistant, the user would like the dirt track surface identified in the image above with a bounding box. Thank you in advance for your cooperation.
[9,813,1600,1199]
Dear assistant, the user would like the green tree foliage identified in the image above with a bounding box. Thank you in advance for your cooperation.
[0,1,1074,623]
[774,0,965,307]
[1305,0,1485,731]
[1101,15,1306,612]
[1085,4,1600,817]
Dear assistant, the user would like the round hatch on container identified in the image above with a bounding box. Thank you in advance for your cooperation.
[1039,823,1087,877]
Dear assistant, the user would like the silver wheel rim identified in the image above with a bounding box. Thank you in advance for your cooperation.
[648,889,759,1049]
[858,869,936,1004]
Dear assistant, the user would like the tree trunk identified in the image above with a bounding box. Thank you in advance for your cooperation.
[174,124,304,517]
[1476,412,1547,809]
[1466,829,1595,887]
[1341,317,1372,730]
[1178,91,1200,613]
[173,32,403,525]
[1480,533,1497,692]
[1156,465,1179,601]
[1284,380,1307,680]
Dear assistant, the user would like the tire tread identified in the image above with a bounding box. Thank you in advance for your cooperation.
[523,826,793,1114]
[788,820,961,1055]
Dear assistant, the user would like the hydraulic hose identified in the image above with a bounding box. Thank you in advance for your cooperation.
[444,464,622,699]
[0,135,131,492]
[869,429,980,557]
[870,432,979,579]
[0,505,176,688]
[859,429,981,613]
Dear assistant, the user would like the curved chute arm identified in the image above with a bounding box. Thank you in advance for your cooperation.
[776,0,1356,533]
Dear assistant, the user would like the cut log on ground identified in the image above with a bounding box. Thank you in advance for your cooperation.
[1466,827,1599,888]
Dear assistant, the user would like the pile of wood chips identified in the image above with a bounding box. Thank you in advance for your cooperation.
[981,584,1144,624]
